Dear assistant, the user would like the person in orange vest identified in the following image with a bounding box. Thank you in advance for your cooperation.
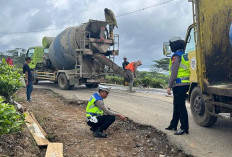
[6,56,13,67]
[125,60,142,92]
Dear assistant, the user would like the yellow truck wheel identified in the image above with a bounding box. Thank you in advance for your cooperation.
[190,87,217,127]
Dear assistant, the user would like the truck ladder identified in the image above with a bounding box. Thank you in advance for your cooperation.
[75,31,91,77]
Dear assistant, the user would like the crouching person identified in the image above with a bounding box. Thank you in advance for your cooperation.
[86,86,126,138]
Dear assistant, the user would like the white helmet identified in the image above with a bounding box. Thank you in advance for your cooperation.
[99,85,111,93]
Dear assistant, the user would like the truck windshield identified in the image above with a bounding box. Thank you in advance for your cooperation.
[28,48,35,57]
[185,28,196,54]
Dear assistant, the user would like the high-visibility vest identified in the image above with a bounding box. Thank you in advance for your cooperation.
[169,51,190,84]
[86,93,104,117]
[125,62,135,72]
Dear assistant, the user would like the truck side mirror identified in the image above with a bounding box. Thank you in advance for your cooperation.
[163,42,172,57]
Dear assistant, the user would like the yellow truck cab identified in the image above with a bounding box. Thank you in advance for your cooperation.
[164,0,232,127]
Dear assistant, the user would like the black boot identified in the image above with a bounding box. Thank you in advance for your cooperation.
[165,126,177,131]
[93,130,107,138]
[174,129,189,135]
[90,127,96,132]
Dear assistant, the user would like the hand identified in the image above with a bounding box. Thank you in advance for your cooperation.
[26,81,29,86]
[117,114,127,121]
[167,88,171,95]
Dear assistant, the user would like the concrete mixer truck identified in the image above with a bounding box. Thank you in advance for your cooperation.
[26,20,125,89]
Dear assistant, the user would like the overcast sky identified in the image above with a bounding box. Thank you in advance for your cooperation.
[0,0,193,71]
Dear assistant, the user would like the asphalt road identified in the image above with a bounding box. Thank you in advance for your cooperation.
[34,82,232,157]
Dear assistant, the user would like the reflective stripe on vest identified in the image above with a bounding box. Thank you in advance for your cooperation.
[125,62,135,72]
[86,93,104,117]
[169,51,190,84]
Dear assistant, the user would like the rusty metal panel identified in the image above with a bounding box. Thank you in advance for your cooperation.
[197,0,232,84]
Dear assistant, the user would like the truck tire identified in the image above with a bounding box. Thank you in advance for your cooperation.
[58,73,70,90]
[190,86,217,127]
[85,83,99,88]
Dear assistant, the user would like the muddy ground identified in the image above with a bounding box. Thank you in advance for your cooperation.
[0,88,192,157]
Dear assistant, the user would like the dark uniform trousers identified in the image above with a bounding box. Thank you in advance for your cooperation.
[170,85,190,130]
[87,115,115,132]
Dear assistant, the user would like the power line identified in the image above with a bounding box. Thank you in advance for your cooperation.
[116,0,175,17]
[0,0,176,35]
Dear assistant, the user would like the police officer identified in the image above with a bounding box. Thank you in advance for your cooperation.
[165,37,190,135]
[86,86,126,138]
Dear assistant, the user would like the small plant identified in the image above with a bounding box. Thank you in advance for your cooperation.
[0,96,25,135]
[0,60,22,102]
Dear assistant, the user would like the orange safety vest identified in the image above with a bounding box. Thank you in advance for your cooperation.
[125,62,135,72]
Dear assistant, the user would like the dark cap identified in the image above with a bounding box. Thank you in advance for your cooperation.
[25,56,32,61]
[104,8,109,12]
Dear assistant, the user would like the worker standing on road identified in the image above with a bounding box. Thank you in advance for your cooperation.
[23,57,33,102]
[122,56,129,69]
[165,37,190,135]
[86,86,126,138]
[125,61,142,92]
[122,57,129,86]
[104,8,118,39]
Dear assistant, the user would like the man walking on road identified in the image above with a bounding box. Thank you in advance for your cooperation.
[86,86,126,138]
[165,37,190,135]
[104,8,118,39]
[23,57,33,102]
[125,61,142,92]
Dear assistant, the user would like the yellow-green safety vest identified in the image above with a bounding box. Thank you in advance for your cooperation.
[86,93,104,117]
[169,51,190,84]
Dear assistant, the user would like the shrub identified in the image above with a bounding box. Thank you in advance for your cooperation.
[105,71,169,89]
[0,60,22,102]
[106,75,124,85]
[135,77,166,88]
[0,96,25,135]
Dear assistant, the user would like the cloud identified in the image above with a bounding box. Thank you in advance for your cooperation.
[0,0,192,70]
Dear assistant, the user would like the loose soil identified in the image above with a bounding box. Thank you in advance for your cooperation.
[1,88,192,157]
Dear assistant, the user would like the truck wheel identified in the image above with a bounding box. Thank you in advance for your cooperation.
[190,86,217,127]
[85,83,99,88]
[58,73,70,90]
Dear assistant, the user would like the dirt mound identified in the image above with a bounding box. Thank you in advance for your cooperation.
[0,127,46,157]
[0,88,192,157]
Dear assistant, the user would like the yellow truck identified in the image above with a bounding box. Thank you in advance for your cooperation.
[163,0,232,127]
